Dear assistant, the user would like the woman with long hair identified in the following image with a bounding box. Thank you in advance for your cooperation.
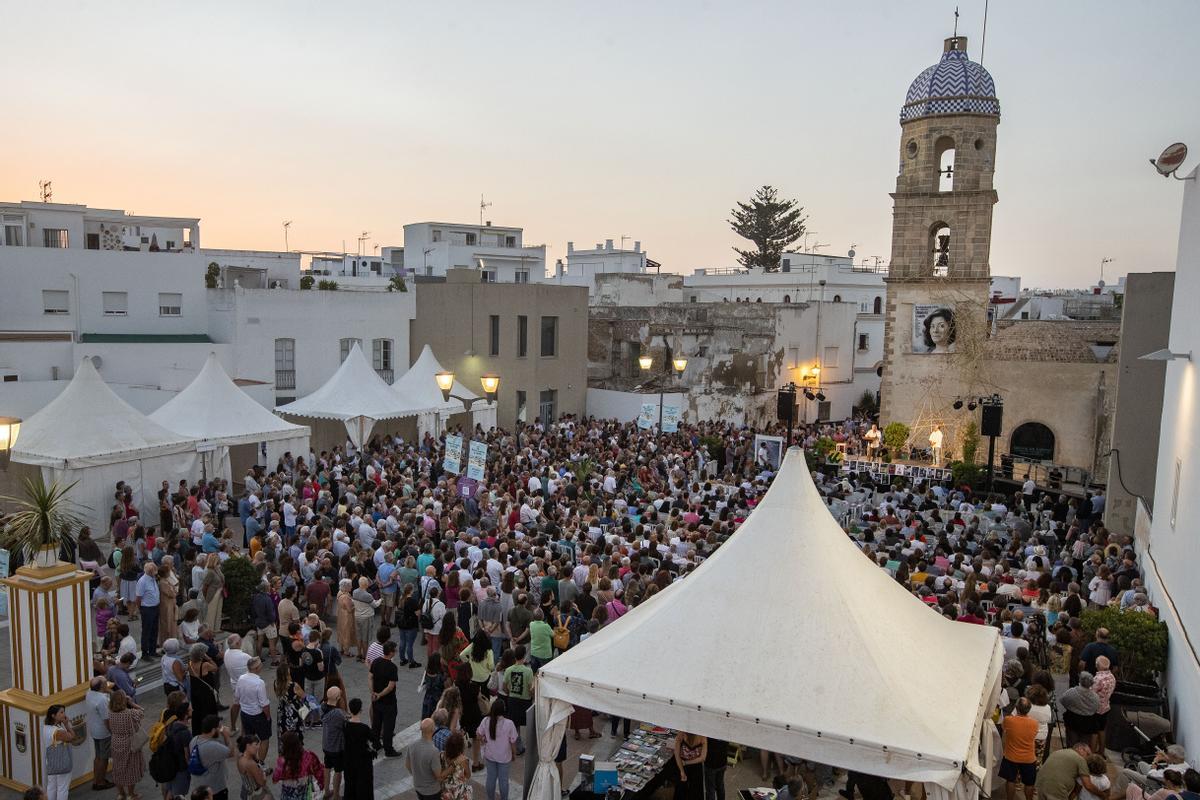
[476,699,517,800]
[437,732,473,800]
[236,734,270,800]
[42,704,84,800]
[201,553,225,631]
[459,630,494,771]
[273,662,308,745]
[421,653,447,720]
[119,544,140,619]
[187,645,221,737]
[673,731,708,800]
[272,731,325,800]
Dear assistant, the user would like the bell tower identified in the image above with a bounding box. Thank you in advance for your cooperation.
[880,34,1001,427]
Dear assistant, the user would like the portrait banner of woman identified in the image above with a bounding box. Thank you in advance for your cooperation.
[913,304,957,354]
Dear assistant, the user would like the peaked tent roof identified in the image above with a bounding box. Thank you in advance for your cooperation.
[12,357,199,469]
[150,353,309,446]
[537,447,1003,788]
[391,344,479,416]
[275,342,425,423]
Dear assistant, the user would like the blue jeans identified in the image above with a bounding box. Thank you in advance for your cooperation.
[490,636,508,662]
[399,627,418,662]
[486,758,511,800]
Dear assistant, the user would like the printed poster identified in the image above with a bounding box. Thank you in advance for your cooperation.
[637,403,657,430]
[913,304,957,354]
[467,440,488,481]
[661,404,681,434]
[443,434,463,475]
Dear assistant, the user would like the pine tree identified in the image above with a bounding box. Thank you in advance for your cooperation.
[728,186,807,272]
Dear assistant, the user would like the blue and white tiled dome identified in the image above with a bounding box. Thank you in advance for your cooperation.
[900,38,999,123]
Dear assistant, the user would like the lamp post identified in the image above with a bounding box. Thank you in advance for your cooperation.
[0,416,21,470]
[638,348,688,442]
[435,371,500,408]
[798,365,826,424]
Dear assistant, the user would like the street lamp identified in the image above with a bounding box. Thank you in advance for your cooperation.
[639,346,688,441]
[434,371,500,408]
[0,416,20,470]
[638,354,653,371]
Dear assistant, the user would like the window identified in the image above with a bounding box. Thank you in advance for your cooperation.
[1010,422,1056,461]
[539,389,557,423]
[489,315,500,356]
[783,294,791,304]
[516,390,528,424]
[873,296,883,315]
[517,315,528,357]
[505,235,516,247]
[432,229,442,242]
[817,400,831,421]
[275,338,296,389]
[823,346,840,368]
[833,294,842,303]
[782,258,791,272]
[465,232,477,246]
[372,338,394,383]
[481,270,497,283]
[158,292,182,316]
[931,224,951,276]
[858,333,869,351]
[1021,311,1030,320]
[540,316,558,357]
[166,240,175,250]
[3,215,25,246]
[42,290,69,315]
[86,233,100,249]
[936,136,956,192]
[102,291,128,316]
[43,228,69,248]
[514,270,529,284]
[339,337,362,362]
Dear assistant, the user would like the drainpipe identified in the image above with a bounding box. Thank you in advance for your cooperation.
[68,272,81,343]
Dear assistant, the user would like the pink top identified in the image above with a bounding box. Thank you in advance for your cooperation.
[476,717,518,763]
[1092,669,1116,714]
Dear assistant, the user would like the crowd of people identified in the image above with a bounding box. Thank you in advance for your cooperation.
[20,412,1187,800]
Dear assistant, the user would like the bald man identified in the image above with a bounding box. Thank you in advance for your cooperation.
[322,686,347,798]
[407,719,443,800]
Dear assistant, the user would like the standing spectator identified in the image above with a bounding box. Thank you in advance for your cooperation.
[200,553,225,632]
[336,579,356,659]
[370,640,400,757]
[999,698,1039,800]
[321,686,347,800]
[341,698,376,800]
[476,699,518,800]
[1079,628,1119,675]
[272,731,326,800]
[704,739,729,800]
[397,584,423,668]
[108,690,146,800]
[42,704,85,800]
[407,718,444,800]
[84,676,115,791]
[436,732,473,800]
[188,715,236,800]
[1092,656,1117,754]
[234,658,272,761]
[352,577,381,662]
[235,734,270,800]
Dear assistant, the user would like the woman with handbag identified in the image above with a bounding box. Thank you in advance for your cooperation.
[274,664,308,746]
[108,690,146,800]
[272,731,325,800]
[42,704,85,800]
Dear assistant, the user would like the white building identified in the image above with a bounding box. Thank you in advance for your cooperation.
[202,248,301,289]
[547,239,658,294]
[1138,162,1200,753]
[401,221,545,283]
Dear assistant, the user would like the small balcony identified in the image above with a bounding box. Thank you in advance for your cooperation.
[275,369,296,390]
[376,368,394,384]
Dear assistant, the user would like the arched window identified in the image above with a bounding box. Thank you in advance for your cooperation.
[930,223,951,277]
[935,135,955,192]
[1011,422,1056,461]
[873,296,883,315]
[783,294,791,304]
[833,294,842,303]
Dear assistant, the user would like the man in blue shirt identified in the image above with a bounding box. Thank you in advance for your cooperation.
[135,562,161,659]
[106,652,137,700]
[201,522,221,554]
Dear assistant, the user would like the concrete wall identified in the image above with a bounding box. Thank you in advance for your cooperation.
[410,271,588,428]
[1107,272,1174,535]
[586,388,687,423]
[1141,165,1200,756]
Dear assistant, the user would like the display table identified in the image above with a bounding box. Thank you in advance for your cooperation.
[570,723,678,800]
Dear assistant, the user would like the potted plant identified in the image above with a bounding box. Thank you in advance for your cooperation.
[1081,606,1168,685]
[221,555,259,635]
[0,476,85,567]
[883,422,910,460]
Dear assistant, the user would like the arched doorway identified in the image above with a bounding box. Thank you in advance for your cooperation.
[1010,422,1055,461]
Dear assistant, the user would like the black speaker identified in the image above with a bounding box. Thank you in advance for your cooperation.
[777,390,796,422]
[981,404,1003,437]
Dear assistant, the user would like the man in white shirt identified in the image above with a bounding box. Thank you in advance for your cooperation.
[223,634,254,730]
[234,657,271,759]
[928,425,944,467]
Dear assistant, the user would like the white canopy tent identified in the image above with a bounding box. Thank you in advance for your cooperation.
[10,357,202,537]
[149,353,310,482]
[392,344,497,436]
[275,342,430,448]
[531,448,1003,800]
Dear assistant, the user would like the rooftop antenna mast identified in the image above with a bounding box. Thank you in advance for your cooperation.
[479,193,492,226]
[1099,256,1113,284]
[357,231,370,256]
[39,180,52,202]
[953,5,959,38]
[282,220,292,252]
[980,0,990,65]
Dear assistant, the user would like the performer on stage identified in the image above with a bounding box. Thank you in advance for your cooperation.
[864,424,881,460]
[929,425,944,467]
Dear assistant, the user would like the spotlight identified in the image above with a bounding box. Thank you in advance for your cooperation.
[816,392,826,402]
[967,401,977,411]
[804,389,816,401]
[953,399,964,410]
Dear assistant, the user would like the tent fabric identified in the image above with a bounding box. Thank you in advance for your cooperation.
[12,357,198,469]
[275,342,429,447]
[150,353,310,448]
[391,344,479,417]
[533,447,1003,798]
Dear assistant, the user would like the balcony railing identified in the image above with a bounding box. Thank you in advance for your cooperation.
[376,368,394,384]
[275,370,296,390]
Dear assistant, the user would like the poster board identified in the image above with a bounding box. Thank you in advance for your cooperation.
[637,403,656,430]
[661,404,681,434]
[467,440,488,481]
[840,458,953,484]
[753,434,785,471]
[913,304,958,354]
[443,434,464,475]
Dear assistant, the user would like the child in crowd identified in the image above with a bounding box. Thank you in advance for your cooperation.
[1078,754,1111,800]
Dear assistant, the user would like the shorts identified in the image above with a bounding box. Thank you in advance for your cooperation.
[998,758,1037,785]
[93,737,111,761]
[325,750,345,771]
[241,711,273,740]
[258,624,278,640]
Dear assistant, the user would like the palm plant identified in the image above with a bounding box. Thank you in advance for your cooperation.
[0,476,86,565]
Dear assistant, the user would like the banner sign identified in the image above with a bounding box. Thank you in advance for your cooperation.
[753,434,785,471]
[637,403,656,430]
[456,476,478,498]
[467,440,488,481]
[661,404,681,434]
[443,434,464,475]
[840,458,952,483]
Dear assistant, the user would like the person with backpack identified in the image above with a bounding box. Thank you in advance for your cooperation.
[188,714,236,800]
[150,701,193,800]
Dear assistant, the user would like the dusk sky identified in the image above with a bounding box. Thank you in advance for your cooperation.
[3,0,1197,288]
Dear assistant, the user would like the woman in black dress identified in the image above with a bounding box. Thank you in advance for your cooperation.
[673,731,707,800]
[186,646,221,736]
[341,697,376,800]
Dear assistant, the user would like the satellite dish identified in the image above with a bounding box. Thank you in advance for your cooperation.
[1151,142,1188,177]
[848,248,856,258]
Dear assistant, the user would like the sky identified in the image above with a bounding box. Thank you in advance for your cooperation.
[2,0,1197,288]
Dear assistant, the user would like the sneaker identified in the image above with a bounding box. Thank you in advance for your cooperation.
[399,658,408,666]
[384,749,401,758]
[408,661,422,669]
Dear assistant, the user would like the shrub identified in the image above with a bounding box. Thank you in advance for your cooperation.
[388,275,408,292]
[1081,605,1168,683]
[221,555,259,635]
[960,420,980,464]
[883,422,910,453]
[205,262,220,289]
[856,390,878,417]
[299,275,315,290]
[949,460,984,488]
[814,436,841,462]
[317,279,339,291]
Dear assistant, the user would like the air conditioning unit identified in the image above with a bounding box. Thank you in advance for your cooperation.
[0,370,18,383]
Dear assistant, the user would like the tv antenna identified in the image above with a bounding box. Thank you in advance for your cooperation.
[1099,256,1112,283]
[1150,142,1194,180]
[39,180,52,202]
[479,193,493,225]
[357,231,371,256]
[980,0,990,65]
[282,220,292,252]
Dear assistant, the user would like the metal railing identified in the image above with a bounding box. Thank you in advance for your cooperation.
[376,368,394,384]
[275,370,296,390]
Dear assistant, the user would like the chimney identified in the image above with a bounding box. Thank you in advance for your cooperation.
[567,241,574,254]
[556,258,564,277]
[634,241,641,253]
[605,239,613,250]
[485,220,492,227]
